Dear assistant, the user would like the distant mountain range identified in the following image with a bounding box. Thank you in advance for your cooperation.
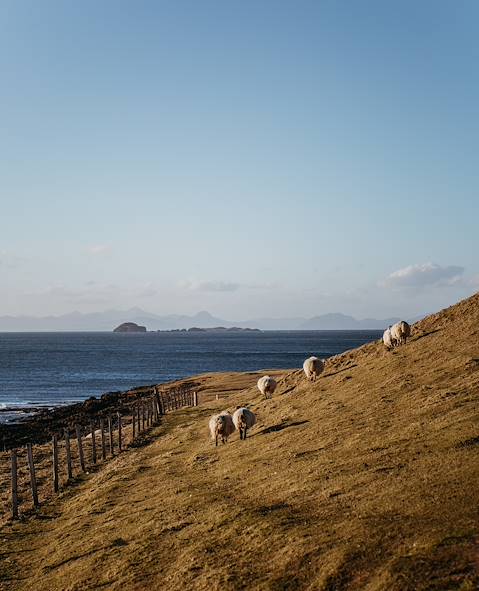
[0,308,426,331]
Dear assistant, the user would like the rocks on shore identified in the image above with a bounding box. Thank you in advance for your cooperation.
[0,379,201,450]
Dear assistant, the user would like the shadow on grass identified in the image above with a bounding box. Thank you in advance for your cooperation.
[258,420,309,435]
[323,364,358,378]
[413,329,442,342]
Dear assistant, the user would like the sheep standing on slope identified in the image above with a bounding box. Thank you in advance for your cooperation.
[383,326,395,350]
[391,320,411,346]
[303,356,324,381]
[209,411,235,446]
[232,407,256,440]
[257,376,277,399]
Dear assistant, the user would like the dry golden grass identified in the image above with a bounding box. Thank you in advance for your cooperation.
[0,294,478,590]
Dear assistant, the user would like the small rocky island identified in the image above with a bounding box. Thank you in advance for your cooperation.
[113,322,147,333]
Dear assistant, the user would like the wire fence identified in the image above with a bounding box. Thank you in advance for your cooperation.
[0,385,199,521]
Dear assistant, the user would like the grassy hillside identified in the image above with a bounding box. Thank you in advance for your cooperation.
[1,294,478,590]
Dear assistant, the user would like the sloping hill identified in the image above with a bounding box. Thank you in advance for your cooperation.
[1,294,478,590]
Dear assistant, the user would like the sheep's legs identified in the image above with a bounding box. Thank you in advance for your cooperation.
[215,434,218,446]
[244,427,247,440]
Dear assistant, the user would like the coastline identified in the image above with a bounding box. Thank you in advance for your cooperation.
[0,370,284,450]
[0,383,164,450]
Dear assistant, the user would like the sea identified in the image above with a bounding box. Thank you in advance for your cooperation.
[0,331,382,423]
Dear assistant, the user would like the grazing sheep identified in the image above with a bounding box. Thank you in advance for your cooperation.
[232,407,256,440]
[383,326,395,350]
[303,356,324,381]
[209,411,235,446]
[257,375,277,399]
[391,320,411,346]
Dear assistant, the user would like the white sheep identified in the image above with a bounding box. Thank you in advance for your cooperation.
[390,320,411,346]
[303,356,324,381]
[209,411,235,446]
[232,407,256,440]
[257,375,277,399]
[383,326,395,350]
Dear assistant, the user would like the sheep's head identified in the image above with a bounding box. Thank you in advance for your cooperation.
[215,416,226,432]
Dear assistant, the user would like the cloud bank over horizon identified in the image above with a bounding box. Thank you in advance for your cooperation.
[380,263,466,289]
[1,255,477,324]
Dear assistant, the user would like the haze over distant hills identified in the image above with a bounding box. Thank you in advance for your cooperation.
[0,308,426,332]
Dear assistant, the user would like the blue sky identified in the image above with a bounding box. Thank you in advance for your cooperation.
[1,1,478,321]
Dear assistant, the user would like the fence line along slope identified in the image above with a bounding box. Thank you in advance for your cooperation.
[1,292,478,591]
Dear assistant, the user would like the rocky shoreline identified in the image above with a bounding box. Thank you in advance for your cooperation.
[0,380,198,450]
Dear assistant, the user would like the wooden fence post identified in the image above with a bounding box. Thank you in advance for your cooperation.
[27,443,39,508]
[118,412,122,451]
[64,429,73,480]
[142,404,145,431]
[137,404,141,432]
[100,418,107,460]
[132,406,136,439]
[90,421,97,464]
[76,425,86,472]
[108,415,114,456]
[11,449,19,519]
[52,434,59,492]
[153,388,160,420]
[193,391,198,407]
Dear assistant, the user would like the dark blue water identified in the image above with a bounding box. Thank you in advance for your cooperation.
[0,331,381,416]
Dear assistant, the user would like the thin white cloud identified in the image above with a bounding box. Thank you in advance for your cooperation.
[380,263,465,289]
[0,250,24,269]
[244,281,279,290]
[469,275,479,286]
[27,283,118,306]
[180,280,241,292]
[138,283,159,297]
[86,244,111,255]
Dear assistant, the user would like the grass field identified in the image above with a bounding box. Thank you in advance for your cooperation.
[0,294,478,590]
